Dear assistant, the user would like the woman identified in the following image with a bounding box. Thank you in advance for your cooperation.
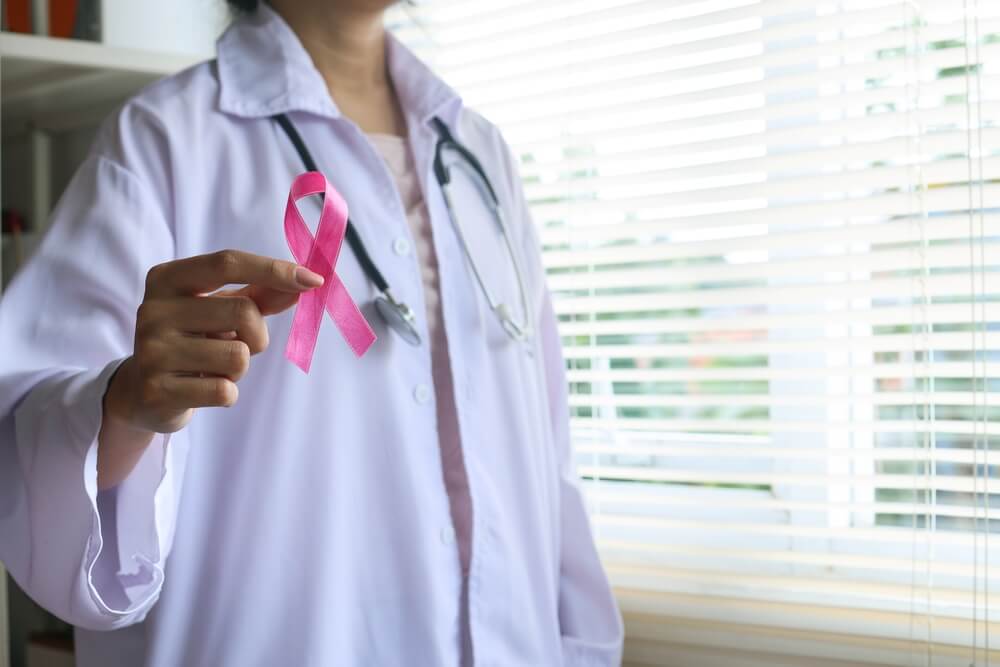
[0,0,623,664]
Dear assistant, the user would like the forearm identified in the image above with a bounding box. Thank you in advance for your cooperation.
[97,358,155,490]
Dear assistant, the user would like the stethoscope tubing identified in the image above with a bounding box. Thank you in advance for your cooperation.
[272,112,532,346]
[272,114,391,294]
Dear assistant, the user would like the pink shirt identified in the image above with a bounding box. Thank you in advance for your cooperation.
[368,133,473,576]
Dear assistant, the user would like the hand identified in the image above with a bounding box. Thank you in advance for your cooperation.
[105,249,323,434]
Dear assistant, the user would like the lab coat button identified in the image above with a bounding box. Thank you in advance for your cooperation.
[440,526,456,545]
[413,383,431,404]
[393,237,411,256]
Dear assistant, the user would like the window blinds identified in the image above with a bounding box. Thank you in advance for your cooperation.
[391,1,1000,664]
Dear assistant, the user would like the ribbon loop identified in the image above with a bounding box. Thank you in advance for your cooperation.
[284,171,376,373]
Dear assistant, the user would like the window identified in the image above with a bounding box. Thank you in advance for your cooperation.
[391,1,1000,663]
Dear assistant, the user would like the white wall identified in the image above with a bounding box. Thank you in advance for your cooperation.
[101,0,230,57]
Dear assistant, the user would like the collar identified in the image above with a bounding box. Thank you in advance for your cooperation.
[216,4,463,126]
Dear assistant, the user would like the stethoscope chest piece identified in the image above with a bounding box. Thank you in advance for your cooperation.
[375,291,422,346]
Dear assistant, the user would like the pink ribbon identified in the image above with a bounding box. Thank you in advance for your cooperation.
[284,171,376,373]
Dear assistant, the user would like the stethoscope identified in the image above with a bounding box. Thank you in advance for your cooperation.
[273,113,533,347]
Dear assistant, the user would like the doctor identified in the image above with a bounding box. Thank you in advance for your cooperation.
[0,0,623,665]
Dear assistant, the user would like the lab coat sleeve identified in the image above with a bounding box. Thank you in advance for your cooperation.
[0,119,187,630]
[484,121,625,665]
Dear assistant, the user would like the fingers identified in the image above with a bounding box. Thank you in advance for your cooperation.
[226,284,301,317]
[170,338,252,381]
[129,346,242,429]
[157,375,239,410]
[145,250,323,298]
[139,295,270,353]
[136,335,251,380]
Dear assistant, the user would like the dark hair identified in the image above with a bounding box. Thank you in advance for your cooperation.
[227,0,414,13]
[227,0,259,11]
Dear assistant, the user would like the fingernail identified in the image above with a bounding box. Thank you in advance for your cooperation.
[296,267,324,288]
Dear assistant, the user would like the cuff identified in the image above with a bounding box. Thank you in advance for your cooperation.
[80,359,176,622]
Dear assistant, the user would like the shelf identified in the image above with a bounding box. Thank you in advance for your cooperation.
[0,565,7,667]
[1,31,204,134]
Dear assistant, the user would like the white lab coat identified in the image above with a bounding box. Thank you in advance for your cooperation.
[0,6,623,666]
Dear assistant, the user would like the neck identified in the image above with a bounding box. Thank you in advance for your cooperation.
[271,1,389,95]
[270,1,406,136]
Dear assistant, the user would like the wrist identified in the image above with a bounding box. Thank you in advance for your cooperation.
[98,358,155,490]
[103,357,145,434]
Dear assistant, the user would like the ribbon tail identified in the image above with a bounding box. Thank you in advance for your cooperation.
[285,287,326,373]
[326,276,377,358]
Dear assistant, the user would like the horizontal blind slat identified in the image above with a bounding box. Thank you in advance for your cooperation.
[565,361,999,381]
[557,303,1000,337]
[553,275,1000,316]
[535,183,1000,235]
[510,74,996,152]
[585,491,997,520]
[443,3,943,89]
[615,590,1000,662]
[580,467,1000,493]
[482,42,1000,126]
[525,155,1000,218]
[541,213,1000,265]
[547,246,1000,292]
[524,127,1000,203]
[461,18,1000,109]
[606,564,1000,614]
[595,515,1000,549]
[569,391,996,409]
[569,416,1000,435]
[579,445,999,464]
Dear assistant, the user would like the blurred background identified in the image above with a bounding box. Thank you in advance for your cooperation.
[1,1,999,665]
